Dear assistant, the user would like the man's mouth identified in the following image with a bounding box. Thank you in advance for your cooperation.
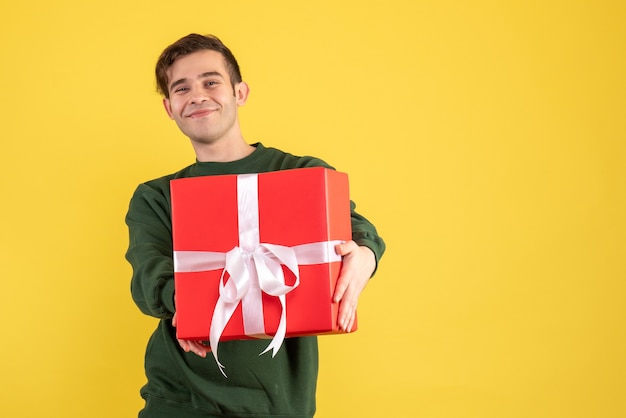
[187,108,216,118]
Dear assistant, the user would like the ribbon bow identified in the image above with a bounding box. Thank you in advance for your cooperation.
[210,242,300,376]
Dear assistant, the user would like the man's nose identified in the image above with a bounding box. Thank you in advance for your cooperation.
[190,88,209,104]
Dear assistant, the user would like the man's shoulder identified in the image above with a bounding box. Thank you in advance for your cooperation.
[132,164,195,198]
[257,143,333,170]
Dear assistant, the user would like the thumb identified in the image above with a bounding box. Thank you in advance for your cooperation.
[335,240,357,256]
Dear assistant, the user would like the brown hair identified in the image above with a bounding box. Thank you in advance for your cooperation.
[155,34,242,98]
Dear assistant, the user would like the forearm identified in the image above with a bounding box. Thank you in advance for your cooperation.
[125,185,176,319]
[127,245,176,318]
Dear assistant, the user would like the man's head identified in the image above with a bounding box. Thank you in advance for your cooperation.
[156,34,242,98]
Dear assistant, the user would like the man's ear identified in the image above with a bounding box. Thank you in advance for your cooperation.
[235,81,250,106]
[163,98,174,119]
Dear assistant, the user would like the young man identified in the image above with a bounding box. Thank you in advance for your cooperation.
[126,34,385,418]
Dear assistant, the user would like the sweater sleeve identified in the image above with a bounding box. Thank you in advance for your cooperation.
[125,183,176,319]
[349,200,386,276]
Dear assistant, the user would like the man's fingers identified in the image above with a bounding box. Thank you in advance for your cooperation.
[178,338,190,352]
[338,299,357,332]
[189,341,209,357]
[177,338,211,357]
[333,241,357,303]
[333,279,348,303]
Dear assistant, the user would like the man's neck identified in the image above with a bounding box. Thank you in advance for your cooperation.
[192,137,255,163]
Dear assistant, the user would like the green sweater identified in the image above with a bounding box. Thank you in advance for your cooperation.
[126,143,385,417]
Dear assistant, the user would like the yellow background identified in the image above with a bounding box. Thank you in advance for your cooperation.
[1,1,624,417]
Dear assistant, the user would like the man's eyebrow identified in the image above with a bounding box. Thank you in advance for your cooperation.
[169,78,188,92]
[199,71,224,79]
[169,72,225,92]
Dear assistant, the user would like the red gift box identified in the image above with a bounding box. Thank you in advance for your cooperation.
[171,167,354,371]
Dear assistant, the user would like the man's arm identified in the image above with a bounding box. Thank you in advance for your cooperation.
[126,183,213,357]
[125,184,176,319]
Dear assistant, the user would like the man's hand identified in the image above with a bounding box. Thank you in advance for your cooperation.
[333,241,376,332]
[172,313,212,357]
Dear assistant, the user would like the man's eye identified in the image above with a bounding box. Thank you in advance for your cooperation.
[205,81,217,87]
[174,87,189,93]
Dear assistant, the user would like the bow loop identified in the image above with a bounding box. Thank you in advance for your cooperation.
[255,244,300,296]
[219,247,251,303]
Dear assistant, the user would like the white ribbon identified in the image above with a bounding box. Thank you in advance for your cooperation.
[173,173,343,376]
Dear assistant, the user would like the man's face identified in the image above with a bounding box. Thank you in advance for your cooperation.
[163,50,247,145]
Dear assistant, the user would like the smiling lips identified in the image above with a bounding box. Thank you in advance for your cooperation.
[187,108,217,118]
